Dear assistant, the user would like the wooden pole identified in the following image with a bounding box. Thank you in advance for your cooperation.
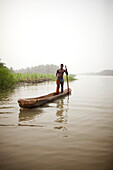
[66,74,69,93]
[65,65,69,93]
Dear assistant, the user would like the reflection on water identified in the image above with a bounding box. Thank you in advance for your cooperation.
[18,96,69,130]
[54,97,69,131]
[19,108,43,122]
[56,98,69,123]
[0,88,14,102]
[0,77,113,170]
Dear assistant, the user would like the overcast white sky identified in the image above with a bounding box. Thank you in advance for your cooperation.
[0,0,113,73]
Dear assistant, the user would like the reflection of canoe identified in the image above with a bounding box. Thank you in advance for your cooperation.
[18,88,71,109]
[19,108,43,121]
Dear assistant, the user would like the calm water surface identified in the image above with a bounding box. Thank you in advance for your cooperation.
[0,76,113,170]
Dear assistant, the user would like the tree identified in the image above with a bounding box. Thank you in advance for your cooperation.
[0,59,5,67]
[0,59,15,91]
[15,64,59,74]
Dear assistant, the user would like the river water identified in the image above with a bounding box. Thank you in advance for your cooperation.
[0,75,113,170]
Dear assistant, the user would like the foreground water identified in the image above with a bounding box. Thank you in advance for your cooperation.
[0,75,113,170]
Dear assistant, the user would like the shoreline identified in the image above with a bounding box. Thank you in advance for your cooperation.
[16,77,77,86]
[0,74,76,92]
[16,78,52,86]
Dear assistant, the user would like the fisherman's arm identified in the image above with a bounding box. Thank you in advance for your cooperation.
[56,70,59,77]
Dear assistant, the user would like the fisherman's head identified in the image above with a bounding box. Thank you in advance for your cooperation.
[60,64,64,69]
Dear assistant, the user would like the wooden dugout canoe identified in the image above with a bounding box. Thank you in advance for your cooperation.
[18,88,71,109]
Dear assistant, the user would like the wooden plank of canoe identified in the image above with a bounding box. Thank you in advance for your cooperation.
[18,88,71,108]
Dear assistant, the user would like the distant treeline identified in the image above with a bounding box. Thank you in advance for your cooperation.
[98,70,113,76]
[15,64,59,74]
[81,70,113,76]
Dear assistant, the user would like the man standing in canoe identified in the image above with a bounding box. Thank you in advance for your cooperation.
[56,64,68,93]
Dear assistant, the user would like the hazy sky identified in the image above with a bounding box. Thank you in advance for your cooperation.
[0,0,113,73]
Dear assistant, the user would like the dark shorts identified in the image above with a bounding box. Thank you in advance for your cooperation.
[58,78,64,83]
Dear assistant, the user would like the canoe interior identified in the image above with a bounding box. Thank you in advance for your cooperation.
[18,88,71,108]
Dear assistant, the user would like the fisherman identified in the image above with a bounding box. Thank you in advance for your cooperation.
[56,64,68,93]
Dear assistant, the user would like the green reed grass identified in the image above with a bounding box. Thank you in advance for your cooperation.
[13,73,76,82]
[0,70,76,91]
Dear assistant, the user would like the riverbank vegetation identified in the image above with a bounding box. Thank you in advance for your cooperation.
[0,60,76,91]
[0,61,15,91]
[13,73,76,83]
